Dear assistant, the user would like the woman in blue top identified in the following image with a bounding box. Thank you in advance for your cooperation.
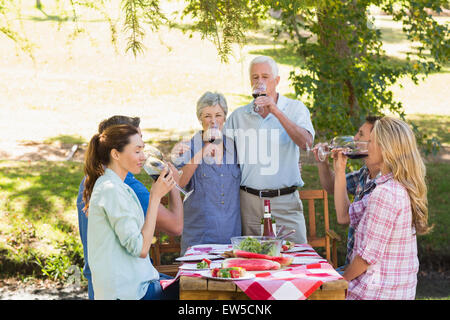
[83,124,177,300]
[175,92,241,254]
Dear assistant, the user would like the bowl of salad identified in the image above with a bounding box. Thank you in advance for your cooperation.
[230,236,282,257]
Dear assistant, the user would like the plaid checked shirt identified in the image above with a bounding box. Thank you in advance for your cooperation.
[344,165,378,266]
[347,173,418,300]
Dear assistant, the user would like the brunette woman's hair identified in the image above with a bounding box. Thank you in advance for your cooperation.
[82,124,139,213]
[365,115,382,125]
[98,115,140,134]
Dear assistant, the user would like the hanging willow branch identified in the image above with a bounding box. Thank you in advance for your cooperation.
[122,0,166,57]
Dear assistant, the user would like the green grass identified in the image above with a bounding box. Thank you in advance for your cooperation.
[0,161,85,278]
[407,114,450,146]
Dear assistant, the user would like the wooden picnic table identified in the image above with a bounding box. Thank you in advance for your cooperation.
[176,242,348,300]
[179,274,347,300]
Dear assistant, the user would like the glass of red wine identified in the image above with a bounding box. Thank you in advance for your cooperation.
[202,121,222,164]
[252,81,267,113]
[316,136,368,161]
[203,121,222,143]
[143,147,193,199]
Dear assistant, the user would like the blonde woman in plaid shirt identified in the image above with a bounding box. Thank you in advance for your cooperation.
[334,117,431,300]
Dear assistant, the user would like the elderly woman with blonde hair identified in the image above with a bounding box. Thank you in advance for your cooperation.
[333,116,431,300]
[174,91,241,254]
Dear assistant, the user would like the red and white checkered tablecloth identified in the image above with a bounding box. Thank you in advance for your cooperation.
[160,243,343,300]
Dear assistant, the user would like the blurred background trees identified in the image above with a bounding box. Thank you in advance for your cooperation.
[1,0,448,150]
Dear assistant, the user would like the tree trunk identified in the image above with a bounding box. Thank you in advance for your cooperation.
[316,6,359,117]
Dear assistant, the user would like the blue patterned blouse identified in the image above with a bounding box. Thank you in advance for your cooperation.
[178,131,242,254]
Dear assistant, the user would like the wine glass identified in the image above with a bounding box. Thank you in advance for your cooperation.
[203,121,222,143]
[143,148,193,199]
[343,140,368,159]
[316,136,368,161]
[143,145,163,160]
[202,121,222,164]
[252,81,267,113]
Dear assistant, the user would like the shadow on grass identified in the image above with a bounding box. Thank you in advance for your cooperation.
[0,161,83,232]
[0,160,85,277]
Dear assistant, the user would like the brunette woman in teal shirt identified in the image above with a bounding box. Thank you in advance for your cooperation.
[83,124,177,300]
[77,115,183,299]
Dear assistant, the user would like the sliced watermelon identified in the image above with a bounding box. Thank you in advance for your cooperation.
[222,258,281,271]
[211,268,219,277]
[233,250,293,266]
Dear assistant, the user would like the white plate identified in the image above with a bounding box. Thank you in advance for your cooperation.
[175,254,222,262]
[179,262,222,270]
[282,246,314,253]
[190,244,217,249]
[203,272,256,281]
[291,257,327,265]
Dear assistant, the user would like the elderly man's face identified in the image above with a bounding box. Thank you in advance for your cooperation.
[200,104,226,131]
[250,62,280,97]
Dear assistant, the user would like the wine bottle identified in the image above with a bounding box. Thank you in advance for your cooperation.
[262,199,275,237]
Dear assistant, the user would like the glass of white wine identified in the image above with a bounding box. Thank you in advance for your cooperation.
[143,147,193,199]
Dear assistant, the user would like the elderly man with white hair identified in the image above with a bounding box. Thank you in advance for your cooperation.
[224,55,315,244]
[175,91,242,255]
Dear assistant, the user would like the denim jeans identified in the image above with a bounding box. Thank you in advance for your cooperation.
[335,265,346,276]
[140,273,179,300]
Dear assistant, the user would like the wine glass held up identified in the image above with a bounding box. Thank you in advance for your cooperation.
[202,121,222,163]
[143,147,193,199]
[252,81,267,113]
[313,136,369,162]
[203,121,222,144]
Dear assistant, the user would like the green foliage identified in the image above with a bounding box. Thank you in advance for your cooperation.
[122,0,167,57]
[0,0,35,59]
[184,0,448,151]
[182,0,267,62]
[34,238,84,282]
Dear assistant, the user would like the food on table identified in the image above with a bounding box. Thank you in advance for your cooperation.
[232,236,281,257]
[282,240,295,251]
[234,250,293,266]
[211,267,246,279]
[196,258,212,269]
[221,250,236,258]
[222,258,281,271]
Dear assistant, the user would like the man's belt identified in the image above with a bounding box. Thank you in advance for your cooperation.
[240,186,298,198]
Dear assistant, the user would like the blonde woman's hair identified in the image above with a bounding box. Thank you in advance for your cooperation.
[373,117,432,235]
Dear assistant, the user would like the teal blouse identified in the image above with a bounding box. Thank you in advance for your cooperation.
[87,168,158,300]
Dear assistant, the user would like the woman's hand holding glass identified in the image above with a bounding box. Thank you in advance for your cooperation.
[202,121,222,164]
[143,146,193,199]
[149,167,176,200]
[331,148,349,174]
[202,141,220,163]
